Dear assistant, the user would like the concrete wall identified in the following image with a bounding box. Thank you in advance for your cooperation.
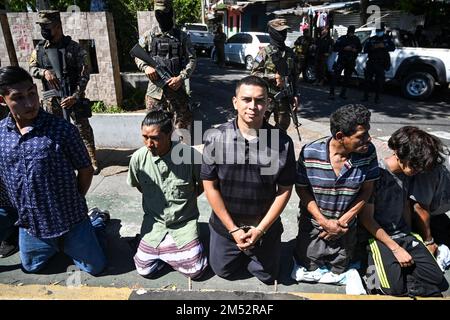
[90,113,145,148]
[137,11,156,38]
[4,12,122,106]
[0,13,17,67]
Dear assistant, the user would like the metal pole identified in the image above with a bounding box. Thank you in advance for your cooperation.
[201,0,205,24]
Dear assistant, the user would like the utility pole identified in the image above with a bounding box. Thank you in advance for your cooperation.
[201,0,205,23]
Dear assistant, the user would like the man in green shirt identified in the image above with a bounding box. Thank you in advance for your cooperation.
[127,109,207,279]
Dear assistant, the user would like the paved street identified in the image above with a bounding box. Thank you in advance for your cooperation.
[192,57,450,148]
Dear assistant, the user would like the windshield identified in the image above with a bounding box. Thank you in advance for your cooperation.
[185,25,208,32]
[256,35,270,43]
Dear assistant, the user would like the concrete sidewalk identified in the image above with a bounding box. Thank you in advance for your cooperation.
[0,114,448,300]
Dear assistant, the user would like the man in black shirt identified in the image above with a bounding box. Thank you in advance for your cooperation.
[201,75,296,284]
[329,26,362,99]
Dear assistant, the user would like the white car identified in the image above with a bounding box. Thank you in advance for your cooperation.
[212,32,270,70]
[353,27,450,100]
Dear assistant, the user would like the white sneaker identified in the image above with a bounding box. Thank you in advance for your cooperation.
[345,269,367,295]
[319,271,346,285]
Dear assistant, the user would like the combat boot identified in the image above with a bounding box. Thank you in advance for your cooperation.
[87,145,100,175]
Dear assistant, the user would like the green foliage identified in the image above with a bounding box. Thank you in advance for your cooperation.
[105,0,150,71]
[91,101,124,113]
[173,0,200,26]
[5,0,91,11]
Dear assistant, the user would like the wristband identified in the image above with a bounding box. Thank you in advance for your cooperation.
[424,238,435,246]
[229,227,241,235]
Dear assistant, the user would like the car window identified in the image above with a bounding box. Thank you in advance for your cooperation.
[228,34,243,44]
[256,35,270,43]
[185,25,208,32]
[242,34,253,44]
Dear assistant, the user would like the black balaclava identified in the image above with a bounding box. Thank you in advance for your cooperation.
[268,26,287,50]
[41,26,53,41]
[155,8,174,32]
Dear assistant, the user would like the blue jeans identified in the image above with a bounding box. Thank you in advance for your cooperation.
[0,206,18,242]
[19,218,106,275]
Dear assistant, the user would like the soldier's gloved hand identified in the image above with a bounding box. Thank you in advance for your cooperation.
[44,69,60,90]
[61,95,77,109]
[275,73,284,88]
[168,76,183,91]
[145,66,158,82]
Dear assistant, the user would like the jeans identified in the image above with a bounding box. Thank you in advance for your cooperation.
[0,206,18,242]
[19,218,106,275]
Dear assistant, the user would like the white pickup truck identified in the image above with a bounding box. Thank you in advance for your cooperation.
[182,23,214,56]
[353,27,450,100]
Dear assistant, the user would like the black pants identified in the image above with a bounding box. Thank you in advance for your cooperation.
[330,61,354,95]
[366,234,447,296]
[208,221,283,284]
[364,62,385,97]
[431,214,450,247]
[294,214,357,274]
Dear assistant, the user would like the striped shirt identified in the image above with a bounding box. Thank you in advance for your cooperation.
[297,136,379,219]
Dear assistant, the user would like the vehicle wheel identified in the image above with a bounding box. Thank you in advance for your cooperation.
[245,55,253,70]
[303,64,316,83]
[401,72,435,100]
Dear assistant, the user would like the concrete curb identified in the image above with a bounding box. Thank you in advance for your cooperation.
[2,283,441,300]
[90,113,389,158]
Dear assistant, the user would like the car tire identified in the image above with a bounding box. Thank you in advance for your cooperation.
[245,55,253,70]
[401,71,435,100]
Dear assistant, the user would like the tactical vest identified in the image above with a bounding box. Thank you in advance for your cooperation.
[150,29,183,76]
[36,36,80,94]
[266,45,294,77]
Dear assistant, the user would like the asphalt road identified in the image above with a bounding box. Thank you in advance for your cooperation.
[191,57,450,147]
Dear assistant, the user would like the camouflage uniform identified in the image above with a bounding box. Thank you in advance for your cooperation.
[29,11,98,172]
[252,44,300,131]
[135,25,196,130]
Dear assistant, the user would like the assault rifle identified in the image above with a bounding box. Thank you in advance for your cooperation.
[274,76,301,141]
[130,44,190,102]
[43,48,71,122]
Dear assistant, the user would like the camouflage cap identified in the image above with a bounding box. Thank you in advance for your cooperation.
[36,10,61,25]
[154,0,172,12]
[268,18,290,31]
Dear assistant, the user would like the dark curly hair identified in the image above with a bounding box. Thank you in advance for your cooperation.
[330,104,371,138]
[388,126,447,173]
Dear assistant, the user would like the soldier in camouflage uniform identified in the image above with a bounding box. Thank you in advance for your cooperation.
[29,11,99,174]
[252,19,300,132]
[135,0,196,130]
